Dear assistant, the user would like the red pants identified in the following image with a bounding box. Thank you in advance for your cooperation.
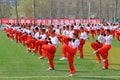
[61,36,69,57]
[85,29,89,35]
[34,40,47,56]
[42,44,56,69]
[116,31,120,41]
[78,39,85,58]
[26,39,36,49]
[98,45,111,69]
[15,31,22,43]
[66,45,77,74]
[19,34,27,46]
[25,36,33,49]
[57,35,63,43]
[90,30,95,39]
[90,42,103,62]
[110,30,115,39]
[61,44,67,57]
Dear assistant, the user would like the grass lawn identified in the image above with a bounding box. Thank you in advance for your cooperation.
[0,31,120,80]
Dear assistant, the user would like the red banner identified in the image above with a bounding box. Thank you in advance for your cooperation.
[1,18,101,25]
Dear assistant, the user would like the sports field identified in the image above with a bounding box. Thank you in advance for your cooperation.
[0,31,120,80]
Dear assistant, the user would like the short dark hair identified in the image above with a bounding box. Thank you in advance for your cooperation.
[80,27,83,29]
[35,27,39,31]
[106,29,110,33]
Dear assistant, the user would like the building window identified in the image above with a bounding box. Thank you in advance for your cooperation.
[76,1,80,6]
[60,2,64,6]
[60,10,64,14]
[83,2,87,7]
[69,10,71,14]
[76,10,80,14]
[69,2,72,5]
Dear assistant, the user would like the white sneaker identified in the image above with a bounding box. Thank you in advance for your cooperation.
[47,67,54,70]
[68,74,74,77]
[93,50,98,54]
[102,67,108,70]
[59,57,67,60]
[96,62,101,64]
[39,56,44,59]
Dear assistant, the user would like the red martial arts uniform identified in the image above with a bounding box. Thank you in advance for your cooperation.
[42,36,58,70]
[78,31,88,58]
[97,35,113,69]
[66,38,80,76]
[90,34,105,63]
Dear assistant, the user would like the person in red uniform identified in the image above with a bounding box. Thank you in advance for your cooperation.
[64,31,80,77]
[94,29,113,69]
[59,36,69,60]
[78,27,88,58]
[25,32,34,52]
[90,30,105,63]
[33,29,47,58]
[42,30,58,70]
[90,24,96,39]
[15,25,22,43]
[19,26,28,46]
[59,26,69,60]
[115,26,120,41]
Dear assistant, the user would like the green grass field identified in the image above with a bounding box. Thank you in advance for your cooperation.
[0,31,120,80]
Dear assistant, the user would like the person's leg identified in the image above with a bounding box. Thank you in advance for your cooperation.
[46,45,56,69]
[98,45,111,69]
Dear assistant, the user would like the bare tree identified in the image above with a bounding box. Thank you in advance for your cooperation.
[50,0,53,24]
[81,0,83,22]
[99,0,102,19]
[115,0,118,20]
[14,0,19,24]
[0,1,2,25]
[113,0,118,22]
[33,0,36,24]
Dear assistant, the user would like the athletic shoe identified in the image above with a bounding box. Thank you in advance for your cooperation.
[68,74,74,77]
[39,56,44,59]
[93,50,98,54]
[47,67,55,70]
[96,61,101,64]
[78,57,84,59]
[59,57,67,60]
[27,49,31,53]
[102,67,108,70]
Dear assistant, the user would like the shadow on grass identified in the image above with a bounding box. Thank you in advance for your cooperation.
[55,69,69,72]
[55,62,67,65]
[111,63,120,66]
[108,68,120,71]
[56,69,88,73]
[74,76,117,80]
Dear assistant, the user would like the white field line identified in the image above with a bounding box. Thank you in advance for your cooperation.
[0,76,120,78]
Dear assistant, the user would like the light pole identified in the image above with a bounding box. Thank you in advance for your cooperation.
[14,0,19,25]
[81,0,83,23]
[0,1,2,25]
[113,0,117,22]
[33,0,36,24]
[50,0,53,25]
[99,0,102,19]
[88,1,91,23]
[115,0,118,22]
